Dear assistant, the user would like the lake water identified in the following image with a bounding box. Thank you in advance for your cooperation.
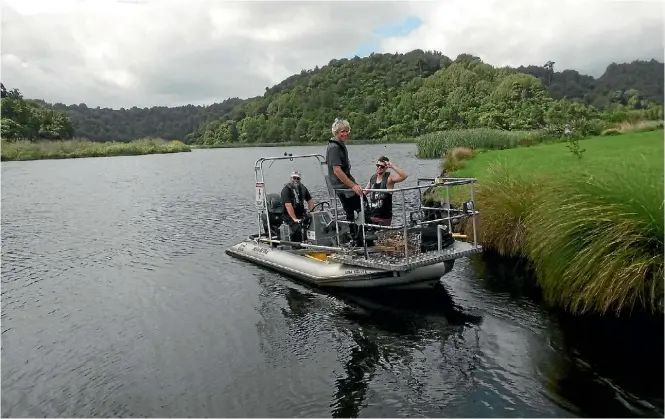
[2,143,663,417]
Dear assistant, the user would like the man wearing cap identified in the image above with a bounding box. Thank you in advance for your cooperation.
[364,156,409,226]
[280,171,314,242]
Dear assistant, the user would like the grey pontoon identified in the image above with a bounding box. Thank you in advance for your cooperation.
[225,153,482,290]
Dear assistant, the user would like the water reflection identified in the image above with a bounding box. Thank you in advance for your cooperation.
[328,289,484,418]
[255,271,484,418]
[330,326,380,418]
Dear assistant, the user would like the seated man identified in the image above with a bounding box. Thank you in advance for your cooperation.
[364,156,409,226]
[280,171,314,242]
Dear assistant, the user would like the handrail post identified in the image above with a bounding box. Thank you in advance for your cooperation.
[258,162,273,242]
[437,224,446,251]
[402,189,408,264]
[334,196,340,246]
[445,184,452,232]
[359,193,368,259]
[470,182,478,247]
[255,167,261,238]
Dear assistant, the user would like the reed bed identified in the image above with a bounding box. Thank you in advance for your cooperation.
[1,137,191,161]
[416,128,546,159]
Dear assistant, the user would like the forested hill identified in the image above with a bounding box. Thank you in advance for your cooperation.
[34,97,248,143]
[8,50,664,144]
[186,53,663,145]
[516,58,664,108]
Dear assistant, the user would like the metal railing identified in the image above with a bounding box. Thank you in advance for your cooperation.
[251,153,479,262]
[332,176,479,262]
[253,153,328,243]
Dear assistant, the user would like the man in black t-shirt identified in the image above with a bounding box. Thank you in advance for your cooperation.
[280,171,314,242]
[326,118,368,245]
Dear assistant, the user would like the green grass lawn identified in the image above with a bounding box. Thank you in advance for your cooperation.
[452,129,664,180]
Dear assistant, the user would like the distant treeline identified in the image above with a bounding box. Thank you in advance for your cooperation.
[1,51,663,144]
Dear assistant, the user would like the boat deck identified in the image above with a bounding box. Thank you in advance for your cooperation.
[327,241,482,271]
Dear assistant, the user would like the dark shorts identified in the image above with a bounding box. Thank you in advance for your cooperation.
[337,192,363,221]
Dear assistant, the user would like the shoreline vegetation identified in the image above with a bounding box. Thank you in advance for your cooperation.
[423,126,664,317]
[0,137,416,161]
[1,137,191,161]
[4,119,660,160]
[190,137,416,149]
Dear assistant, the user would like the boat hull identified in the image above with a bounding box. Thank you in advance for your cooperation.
[225,240,455,290]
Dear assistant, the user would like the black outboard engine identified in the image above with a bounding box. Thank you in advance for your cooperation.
[410,223,455,252]
[262,193,285,238]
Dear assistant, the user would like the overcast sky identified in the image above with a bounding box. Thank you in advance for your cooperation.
[2,0,663,109]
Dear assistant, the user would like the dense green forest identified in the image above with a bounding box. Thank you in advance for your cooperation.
[1,50,663,144]
[1,84,75,141]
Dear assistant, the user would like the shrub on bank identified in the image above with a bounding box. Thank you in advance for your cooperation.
[441,147,475,173]
[1,137,191,161]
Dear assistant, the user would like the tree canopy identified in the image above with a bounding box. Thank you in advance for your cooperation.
[2,51,663,144]
[1,84,74,141]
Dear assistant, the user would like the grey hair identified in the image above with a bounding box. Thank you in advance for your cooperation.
[331,118,351,136]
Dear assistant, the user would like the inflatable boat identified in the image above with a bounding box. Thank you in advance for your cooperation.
[225,153,482,291]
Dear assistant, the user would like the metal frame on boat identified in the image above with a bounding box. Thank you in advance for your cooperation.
[225,152,483,290]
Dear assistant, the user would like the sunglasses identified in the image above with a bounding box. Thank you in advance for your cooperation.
[376,164,386,168]
[292,176,301,180]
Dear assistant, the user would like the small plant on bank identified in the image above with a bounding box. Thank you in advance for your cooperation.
[565,136,586,159]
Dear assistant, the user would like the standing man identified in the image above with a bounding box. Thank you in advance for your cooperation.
[326,118,366,245]
[280,171,314,242]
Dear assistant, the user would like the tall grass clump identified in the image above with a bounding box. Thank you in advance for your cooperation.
[600,120,664,136]
[416,128,545,159]
[1,137,191,161]
[454,158,664,316]
[524,165,664,315]
[459,162,551,257]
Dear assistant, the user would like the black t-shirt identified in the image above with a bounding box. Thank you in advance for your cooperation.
[326,139,356,191]
[280,182,312,219]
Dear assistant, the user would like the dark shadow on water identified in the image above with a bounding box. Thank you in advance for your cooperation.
[290,285,483,418]
[469,250,542,302]
[471,250,665,418]
[549,309,665,418]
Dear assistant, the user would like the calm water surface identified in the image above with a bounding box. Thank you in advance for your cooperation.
[2,144,663,417]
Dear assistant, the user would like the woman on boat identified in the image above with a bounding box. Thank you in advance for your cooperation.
[364,156,409,226]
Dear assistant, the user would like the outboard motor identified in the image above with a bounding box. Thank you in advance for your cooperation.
[410,223,455,252]
[262,193,285,238]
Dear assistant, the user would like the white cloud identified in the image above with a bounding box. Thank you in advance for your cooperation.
[381,0,664,76]
[1,0,663,109]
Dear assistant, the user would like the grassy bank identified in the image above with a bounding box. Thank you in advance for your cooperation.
[1,137,191,161]
[416,120,664,159]
[433,130,664,316]
[191,137,417,149]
